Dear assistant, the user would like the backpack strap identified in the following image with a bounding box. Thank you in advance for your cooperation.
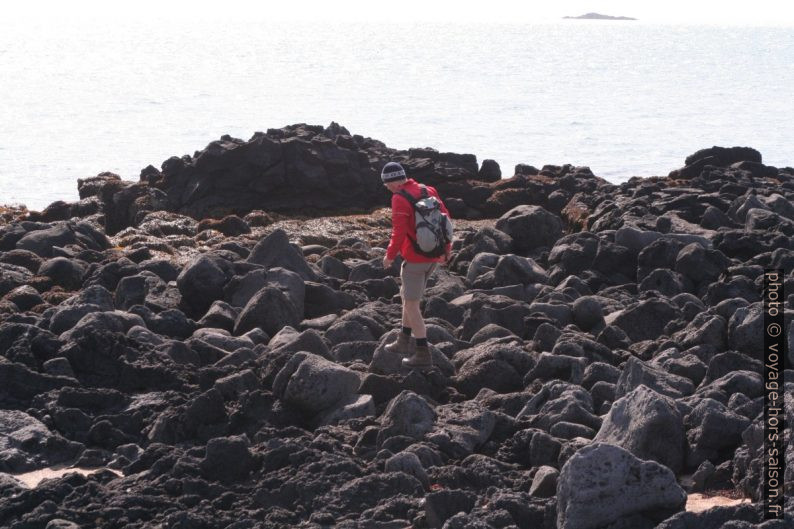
[397,190,418,208]
[399,186,434,206]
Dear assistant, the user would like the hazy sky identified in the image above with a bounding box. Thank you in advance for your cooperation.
[6,0,794,26]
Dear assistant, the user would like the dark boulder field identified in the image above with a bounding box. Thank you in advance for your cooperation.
[0,123,792,529]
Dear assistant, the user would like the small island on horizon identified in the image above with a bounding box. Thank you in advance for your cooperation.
[563,12,637,20]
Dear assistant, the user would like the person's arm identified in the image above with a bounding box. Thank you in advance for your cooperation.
[385,194,411,263]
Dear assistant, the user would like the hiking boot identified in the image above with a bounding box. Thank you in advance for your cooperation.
[385,332,413,355]
[402,344,433,370]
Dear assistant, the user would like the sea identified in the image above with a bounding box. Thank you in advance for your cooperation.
[1,17,792,211]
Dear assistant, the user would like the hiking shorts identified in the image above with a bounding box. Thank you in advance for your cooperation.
[400,261,438,301]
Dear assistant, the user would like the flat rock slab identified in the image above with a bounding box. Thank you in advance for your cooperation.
[685,493,751,513]
[0,410,83,473]
[11,466,123,488]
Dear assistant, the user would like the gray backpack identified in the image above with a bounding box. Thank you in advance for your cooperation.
[398,185,454,258]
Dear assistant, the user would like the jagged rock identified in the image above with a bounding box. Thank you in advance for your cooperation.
[453,340,533,397]
[2,285,43,312]
[139,258,179,282]
[273,351,361,415]
[529,465,558,498]
[59,310,145,342]
[457,293,533,341]
[608,298,679,343]
[700,351,763,388]
[556,443,686,529]
[425,489,477,528]
[732,385,793,503]
[670,146,761,178]
[469,324,519,345]
[213,369,259,400]
[185,327,254,352]
[384,451,429,489]
[727,302,765,359]
[471,254,548,288]
[265,267,306,318]
[59,323,183,392]
[746,208,794,235]
[652,349,707,387]
[377,390,436,448]
[197,300,239,332]
[0,263,32,299]
[528,351,587,383]
[15,223,78,257]
[616,356,694,399]
[700,204,733,229]
[246,228,319,281]
[466,252,498,283]
[304,281,356,318]
[0,409,83,472]
[616,225,710,257]
[128,306,195,340]
[516,381,601,432]
[0,248,43,273]
[0,359,78,404]
[550,421,595,440]
[115,271,181,312]
[594,384,686,472]
[674,242,730,286]
[258,328,332,390]
[137,211,197,237]
[478,159,501,182]
[638,268,686,297]
[571,295,604,331]
[425,400,496,459]
[200,435,255,482]
[176,254,234,319]
[38,257,87,291]
[685,398,751,467]
[581,361,621,389]
[697,370,763,401]
[495,205,563,252]
[233,285,300,336]
[3,133,792,528]
[671,312,727,351]
[223,268,268,308]
[317,255,350,280]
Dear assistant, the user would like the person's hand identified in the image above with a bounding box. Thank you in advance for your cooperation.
[382,256,394,269]
[441,250,452,265]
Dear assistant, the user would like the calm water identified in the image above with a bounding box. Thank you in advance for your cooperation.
[1,19,792,210]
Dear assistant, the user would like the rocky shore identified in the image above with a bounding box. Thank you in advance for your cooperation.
[0,123,792,529]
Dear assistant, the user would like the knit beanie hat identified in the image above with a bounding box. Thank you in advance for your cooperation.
[381,162,407,183]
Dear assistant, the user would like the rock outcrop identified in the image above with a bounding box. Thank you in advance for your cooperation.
[0,130,792,528]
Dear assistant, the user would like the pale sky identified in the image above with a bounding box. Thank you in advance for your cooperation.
[5,0,794,26]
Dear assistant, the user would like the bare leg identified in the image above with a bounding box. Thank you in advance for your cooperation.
[404,300,426,339]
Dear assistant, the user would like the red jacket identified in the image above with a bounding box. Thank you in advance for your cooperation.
[386,178,452,263]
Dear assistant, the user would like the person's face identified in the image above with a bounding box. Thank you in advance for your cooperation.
[384,179,406,193]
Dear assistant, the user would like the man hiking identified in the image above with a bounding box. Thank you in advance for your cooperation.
[380,161,453,370]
